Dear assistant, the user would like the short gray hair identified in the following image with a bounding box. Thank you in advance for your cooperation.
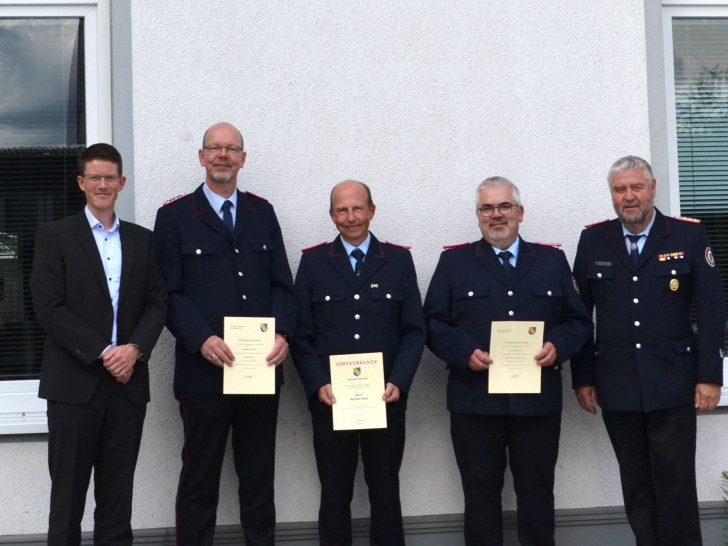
[607,155,654,186]
[476,176,522,207]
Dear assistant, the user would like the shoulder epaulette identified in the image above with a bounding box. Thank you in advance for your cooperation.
[675,215,701,224]
[535,242,562,248]
[385,241,412,250]
[301,241,327,252]
[163,194,189,206]
[584,219,610,229]
[443,242,469,250]
[245,191,269,202]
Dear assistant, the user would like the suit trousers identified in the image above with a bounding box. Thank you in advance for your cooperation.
[311,411,406,546]
[450,412,561,546]
[47,371,146,546]
[602,405,701,546]
[175,391,280,546]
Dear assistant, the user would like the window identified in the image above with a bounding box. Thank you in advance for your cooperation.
[663,2,728,403]
[0,1,111,433]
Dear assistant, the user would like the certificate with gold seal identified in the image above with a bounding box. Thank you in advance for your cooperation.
[330,352,387,431]
[488,321,544,394]
[223,316,275,394]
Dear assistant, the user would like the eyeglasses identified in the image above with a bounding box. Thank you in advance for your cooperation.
[83,174,122,187]
[203,145,244,156]
[476,202,519,217]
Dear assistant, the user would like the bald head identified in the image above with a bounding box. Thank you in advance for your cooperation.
[329,180,373,211]
[329,180,376,246]
[202,122,244,150]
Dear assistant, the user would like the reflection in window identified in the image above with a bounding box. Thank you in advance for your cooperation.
[0,18,86,380]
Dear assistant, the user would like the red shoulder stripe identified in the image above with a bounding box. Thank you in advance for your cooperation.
[384,241,412,250]
[163,194,189,206]
[443,242,469,250]
[245,191,269,202]
[584,219,610,229]
[301,241,327,252]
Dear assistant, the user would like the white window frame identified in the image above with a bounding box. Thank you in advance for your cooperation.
[0,0,111,434]
[662,1,728,405]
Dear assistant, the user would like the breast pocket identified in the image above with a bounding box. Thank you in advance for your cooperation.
[585,264,615,305]
[531,284,563,314]
[453,284,490,326]
[656,261,691,302]
[181,243,217,284]
[250,238,274,278]
[371,287,404,329]
[312,290,345,330]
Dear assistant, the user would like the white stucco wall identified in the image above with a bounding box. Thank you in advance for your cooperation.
[2,0,728,536]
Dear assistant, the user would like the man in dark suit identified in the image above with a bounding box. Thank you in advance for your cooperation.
[424,176,591,546]
[30,143,167,545]
[572,155,725,546]
[292,179,426,546]
[153,122,296,546]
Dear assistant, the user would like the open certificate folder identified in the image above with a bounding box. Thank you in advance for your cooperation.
[488,321,544,394]
[223,317,275,394]
[330,352,387,430]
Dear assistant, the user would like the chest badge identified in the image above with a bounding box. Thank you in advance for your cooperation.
[669,278,679,292]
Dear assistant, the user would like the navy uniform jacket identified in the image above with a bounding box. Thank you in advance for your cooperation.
[571,208,725,412]
[154,184,296,394]
[31,212,168,405]
[292,234,426,413]
[424,237,592,416]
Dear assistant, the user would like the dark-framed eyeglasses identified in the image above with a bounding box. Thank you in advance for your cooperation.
[82,174,121,187]
[202,145,244,156]
[476,202,519,217]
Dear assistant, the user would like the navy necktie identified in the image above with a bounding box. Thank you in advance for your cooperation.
[221,200,234,234]
[351,249,365,276]
[498,250,514,278]
[626,234,641,267]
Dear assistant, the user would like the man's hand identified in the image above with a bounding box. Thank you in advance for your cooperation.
[102,344,141,384]
[200,335,235,367]
[382,382,400,403]
[534,341,557,367]
[468,349,493,371]
[575,386,598,414]
[318,384,336,406]
[265,333,289,367]
[695,383,721,412]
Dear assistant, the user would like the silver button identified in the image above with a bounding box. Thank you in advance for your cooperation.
[235,249,240,254]
[354,314,360,320]
[468,291,474,297]
[508,310,514,317]
[354,334,360,340]
[632,276,638,282]
[597,273,602,279]
[263,244,267,250]
[325,295,331,301]
[636,343,642,349]
[634,321,640,327]
[196,249,202,255]
[507,290,513,296]
[242,295,247,300]
[686,347,691,353]
[386,293,392,299]
[547,290,552,296]
[238,271,243,277]
[354,294,360,300]
[671,269,677,275]
[633,298,639,304]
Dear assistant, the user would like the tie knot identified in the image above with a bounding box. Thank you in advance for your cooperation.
[351,249,365,261]
[498,250,513,263]
[626,234,641,244]
[222,200,233,211]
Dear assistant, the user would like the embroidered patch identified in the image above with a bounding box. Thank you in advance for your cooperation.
[706,247,715,267]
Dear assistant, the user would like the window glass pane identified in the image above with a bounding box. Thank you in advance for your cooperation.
[0,18,86,381]
[673,17,728,347]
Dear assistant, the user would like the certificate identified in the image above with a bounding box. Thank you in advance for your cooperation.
[329,352,387,431]
[223,316,275,395]
[488,321,544,394]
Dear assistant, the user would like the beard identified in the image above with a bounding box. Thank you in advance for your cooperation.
[484,221,512,242]
[616,202,653,227]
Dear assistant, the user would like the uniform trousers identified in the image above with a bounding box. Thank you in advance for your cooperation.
[450,412,561,546]
[311,411,406,546]
[175,391,280,546]
[602,405,701,546]
[47,371,146,546]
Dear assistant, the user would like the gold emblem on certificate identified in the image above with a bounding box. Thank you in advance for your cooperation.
[488,321,544,394]
[330,352,387,431]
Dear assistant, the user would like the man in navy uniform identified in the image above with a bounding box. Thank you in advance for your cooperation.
[572,155,725,546]
[292,179,426,546]
[154,122,296,546]
[424,176,591,545]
